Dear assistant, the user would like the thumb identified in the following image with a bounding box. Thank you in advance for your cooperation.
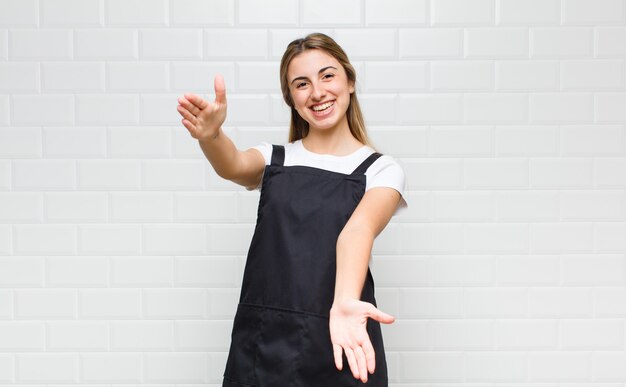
[214,74,227,105]
[366,304,396,324]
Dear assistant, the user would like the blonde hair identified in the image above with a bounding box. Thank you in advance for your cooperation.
[279,32,375,149]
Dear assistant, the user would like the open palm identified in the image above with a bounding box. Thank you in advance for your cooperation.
[329,298,395,383]
[176,74,227,141]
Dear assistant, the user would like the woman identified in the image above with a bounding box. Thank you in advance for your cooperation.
[176,32,408,386]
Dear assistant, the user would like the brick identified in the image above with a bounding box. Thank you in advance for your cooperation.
[530,223,594,252]
[560,125,625,156]
[432,0,494,25]
[16,354,78,382]
[238,0,297,25]
[595,27,626,57]
[496,60,559,90]
[41,0,101,26]
[528,352,591,380]
[143,225,206,255]
[74,29,138,59]
[561,60,625,90]
[170,0,234,26]
[399,28,462,58]
[106,0,167,26]
[110,320,173,350]
[365,0,427,25]
[10,29,72,60]
[366,61,427,91]
[81,353,142,382]
[497,0,560,25]
[301,0,360,26]
[78,225,141,255]
[495,125,559,156]
[562,0,625,25]
[495,320,558,348]
[530,157,595,187]
[0,192,42,222]
[464,93,528,123]
[79,289,141,318]
[431,61,493,91]
[465,27,528,58]
[530,93,593,123]
[12,95,73,126]
[47,321,107,350]
[531,27,593,57]
[0,0,37,26]
[334,29,396,58]
[205,29,267,59]
[0,62,39,92]
[46,257,108,287]
[141,29,202,59]
[45,192,107,222]
[15,289,76,319]
[44,126,105,157]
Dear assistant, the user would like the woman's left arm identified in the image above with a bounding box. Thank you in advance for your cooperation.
[330,186,401,383]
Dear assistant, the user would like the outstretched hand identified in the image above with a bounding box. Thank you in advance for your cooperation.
[329,299,395,383]
[176,74,227,141]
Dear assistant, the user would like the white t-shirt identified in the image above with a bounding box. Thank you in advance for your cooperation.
[245,139,408,216]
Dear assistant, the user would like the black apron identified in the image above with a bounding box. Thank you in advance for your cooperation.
[223,144,389,386]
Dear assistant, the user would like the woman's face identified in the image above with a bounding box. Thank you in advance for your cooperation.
[287,49,354,132]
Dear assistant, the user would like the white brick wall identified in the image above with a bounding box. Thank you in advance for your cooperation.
[0,0,625,385]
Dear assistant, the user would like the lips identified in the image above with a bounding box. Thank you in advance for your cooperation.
[309,100,335,111]
[309,100,335,119]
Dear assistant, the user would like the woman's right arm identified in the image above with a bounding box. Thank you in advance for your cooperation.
[177,74,265,190]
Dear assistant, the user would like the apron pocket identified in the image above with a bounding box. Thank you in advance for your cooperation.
[223,303,263,385]
[254,308,305,385]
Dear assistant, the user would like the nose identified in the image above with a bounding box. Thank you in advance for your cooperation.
[309,80,326,101]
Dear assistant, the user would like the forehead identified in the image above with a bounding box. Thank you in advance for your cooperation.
[288,49,342,79]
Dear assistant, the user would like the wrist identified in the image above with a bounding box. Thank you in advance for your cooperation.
[198,127,221,143]
[332,295,359,306]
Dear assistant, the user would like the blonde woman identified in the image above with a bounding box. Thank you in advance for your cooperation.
[176,32,408,386]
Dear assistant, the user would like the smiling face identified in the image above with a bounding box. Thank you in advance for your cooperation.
[287,49,355,133]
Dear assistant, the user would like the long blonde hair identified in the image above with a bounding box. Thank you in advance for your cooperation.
[279,32,375,149]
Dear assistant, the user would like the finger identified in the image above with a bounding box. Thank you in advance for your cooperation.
[176,104,197,125]
[180,118,198,137]
[333,344,343,371]
[362,337,376,374]
[343,347,359,379]
[214,74,227,105]
[354,345,368,383]
[178,96,202,117]
[184,93,209,110]
[367,304,396,324]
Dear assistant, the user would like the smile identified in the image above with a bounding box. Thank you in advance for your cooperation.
[310,100,335,112]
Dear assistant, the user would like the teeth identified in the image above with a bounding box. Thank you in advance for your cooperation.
[312,101,334,111]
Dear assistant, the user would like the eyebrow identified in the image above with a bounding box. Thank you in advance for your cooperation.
[290,66,338,85]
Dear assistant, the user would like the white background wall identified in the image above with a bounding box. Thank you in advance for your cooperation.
[1,0,626,385]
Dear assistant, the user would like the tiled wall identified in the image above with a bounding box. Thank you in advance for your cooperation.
[1,0,626,385]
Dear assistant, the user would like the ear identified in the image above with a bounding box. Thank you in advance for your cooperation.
[349,80,355,94]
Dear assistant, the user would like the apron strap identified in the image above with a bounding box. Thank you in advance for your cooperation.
[350,152,383,175]
[270,144,285,166]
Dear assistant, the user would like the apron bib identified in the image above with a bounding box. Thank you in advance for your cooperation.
[223,144,389,386]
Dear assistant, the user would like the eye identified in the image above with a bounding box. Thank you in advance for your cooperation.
[323,73,334,79]
[296,82,306,88]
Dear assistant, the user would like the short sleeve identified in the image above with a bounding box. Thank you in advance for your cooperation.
[365,155,408,216]
[244,141,272,191]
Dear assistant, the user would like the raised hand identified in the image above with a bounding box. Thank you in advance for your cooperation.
[329,298,395,383]
[177,74,227,141]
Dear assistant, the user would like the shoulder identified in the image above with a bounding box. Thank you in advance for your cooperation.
[249,141,273,166]
[365,151,409,215]
[366,153,406,187]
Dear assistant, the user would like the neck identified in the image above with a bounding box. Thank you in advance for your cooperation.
[302,118,362,156]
